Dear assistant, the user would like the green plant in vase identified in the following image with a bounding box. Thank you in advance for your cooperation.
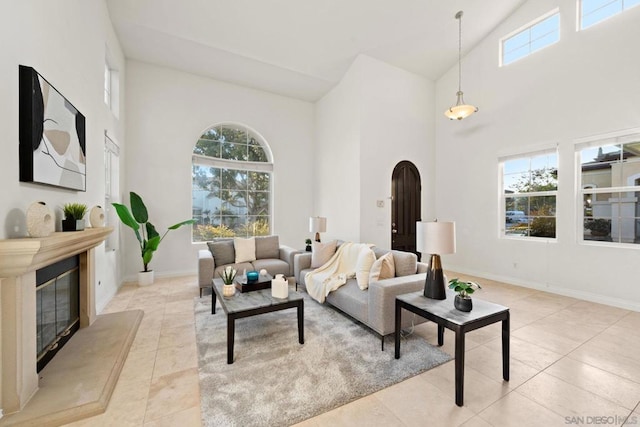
[62,203,88,231]
[448,278,482,312]
[305,238,312,252]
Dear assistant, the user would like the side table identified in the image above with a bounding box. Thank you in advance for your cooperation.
[394,290,509,406]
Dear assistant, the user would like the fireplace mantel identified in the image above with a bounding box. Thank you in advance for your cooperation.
[0,227,113,278]
[0,227,112,416]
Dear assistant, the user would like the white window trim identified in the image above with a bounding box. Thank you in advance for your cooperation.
[574,128,640,248]
[499,8,560,67]
[499,146,559,241]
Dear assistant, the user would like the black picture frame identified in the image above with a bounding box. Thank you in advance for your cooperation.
[19,65,86,191]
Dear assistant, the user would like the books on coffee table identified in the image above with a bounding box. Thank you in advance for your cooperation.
[234,273,273,293]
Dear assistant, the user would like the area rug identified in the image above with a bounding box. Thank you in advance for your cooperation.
[194,293,452,427]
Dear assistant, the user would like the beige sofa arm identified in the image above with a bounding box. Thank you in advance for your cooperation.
[367,273,427,336]
[294,252,312,284]
[279,246,300,276]
[198,249,214,288]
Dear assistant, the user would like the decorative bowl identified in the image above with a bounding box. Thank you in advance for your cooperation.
[246,270,259,282]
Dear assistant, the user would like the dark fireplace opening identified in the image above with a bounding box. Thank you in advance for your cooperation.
[36,255,80,372]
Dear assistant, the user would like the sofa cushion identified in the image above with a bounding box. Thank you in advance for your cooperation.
[311,240,337,268]
[207,240,235,267]
[234,237,256,263]
[392,250,417,277]
[355,247,376,290]
[255,235,280,259]
[369,251,395,282]
[326,279,368,325]
[252,259,290,277]
[214,262,253,279]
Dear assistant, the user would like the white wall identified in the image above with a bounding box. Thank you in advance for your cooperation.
[0,0,126,312]
[435,0,640,309]
[315,55,435,248]
[124,61,315,279]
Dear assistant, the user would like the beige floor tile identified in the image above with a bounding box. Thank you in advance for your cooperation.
[102,378,150,426]
[130,323,162,354]
[161,310,195,329]
[143,406,202,426]
[466,343,539,389]
[118,349,156,387]
[412,322,483,357]
[165,298,196,314]
[544,357,640,410]
[513,323,584,355]
[568,342,640,384]
[313,395,404,427]
[517,372,630,418]
[484,336,564,371]
[614,311,640,329]
[152,342,198,380]
[419,360,510,414]
[144,368,200,423]
[459,416,494,427]
[623,410,640,426]
[158,323,196,350]
[373,375,475,426]
[478,391,566,427]
[291,417,321,427]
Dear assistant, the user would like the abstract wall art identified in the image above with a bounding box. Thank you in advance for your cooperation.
[19,65,86,191]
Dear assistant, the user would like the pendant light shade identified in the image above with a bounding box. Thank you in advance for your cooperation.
[444,11,478,120]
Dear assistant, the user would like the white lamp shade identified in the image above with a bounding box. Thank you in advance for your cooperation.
[416,221,456,255]
[309,216,327,233]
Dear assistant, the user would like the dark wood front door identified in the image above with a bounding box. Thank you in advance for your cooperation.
[391,161,421,257]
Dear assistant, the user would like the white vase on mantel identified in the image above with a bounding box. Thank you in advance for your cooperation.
[138,270,154,286]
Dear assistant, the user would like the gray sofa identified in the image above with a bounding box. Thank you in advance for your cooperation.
[294,245,428,349]
[198,236,299,296]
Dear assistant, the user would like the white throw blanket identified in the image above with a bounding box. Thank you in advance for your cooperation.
[305,242,372,303]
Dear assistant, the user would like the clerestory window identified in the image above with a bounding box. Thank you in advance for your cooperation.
[500,10,560,66]
[192,124,273,242]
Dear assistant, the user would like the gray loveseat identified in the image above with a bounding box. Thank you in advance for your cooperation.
[294,245,428,349]
[198,236,299,296]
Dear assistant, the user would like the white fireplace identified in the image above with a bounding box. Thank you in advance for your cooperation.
[0,228,112,415]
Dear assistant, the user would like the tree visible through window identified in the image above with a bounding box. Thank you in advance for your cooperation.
[502,152,558,238]
[192,125,272,241]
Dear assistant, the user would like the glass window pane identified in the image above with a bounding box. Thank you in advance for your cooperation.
[194,139,220,157]
[530,31,559,53]
[221,141,248,161]
[582,0,623,28]
[503,45,530,65]
[220,127,246,144]
[531,14,559,40]
[503,31,530,54]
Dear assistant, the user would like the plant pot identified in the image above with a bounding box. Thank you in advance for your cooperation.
[138,270,154,286]
[454,295,473,312]
[62,218,85,232]
[305,245,312,252]
[222,284,235,297]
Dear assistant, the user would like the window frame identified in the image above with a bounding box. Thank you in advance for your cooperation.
[574,128,640,247]
[499,146,559,241]
[499,8,560,67]
[191,123,274,242]
[579,0,640,30]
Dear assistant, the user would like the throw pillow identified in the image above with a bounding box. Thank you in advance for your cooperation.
[311,240,337,268]
[369,251,395,282]
[355,247,377,290]
[207,240,235,267]
[255,235,280,259]
[234,237,256,264]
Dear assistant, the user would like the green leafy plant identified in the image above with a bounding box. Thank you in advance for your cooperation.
[305,238,312,245]
[62,203,88,220]
[112,192,196,272]
[221,266,237,285]
[448,278,481,299]
[585,218,611,235]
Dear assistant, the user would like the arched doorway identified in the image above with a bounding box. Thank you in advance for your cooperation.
[391,161,421,257]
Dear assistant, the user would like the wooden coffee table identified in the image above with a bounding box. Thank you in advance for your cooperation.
[211,278,304,364]
[394,290,509,406]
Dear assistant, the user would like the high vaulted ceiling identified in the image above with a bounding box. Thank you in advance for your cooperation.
[106,0,526,101]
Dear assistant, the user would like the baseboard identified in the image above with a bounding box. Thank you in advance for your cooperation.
[445,265,640,312]
[122,269,197,284]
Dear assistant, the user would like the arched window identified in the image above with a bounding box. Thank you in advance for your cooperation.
[192,124,272,241]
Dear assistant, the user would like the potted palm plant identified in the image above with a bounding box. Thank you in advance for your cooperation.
[62,203,88,231]
[112,192,196,286]
[448,278,482,312]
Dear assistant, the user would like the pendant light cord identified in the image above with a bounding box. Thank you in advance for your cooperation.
[456,11,463,93]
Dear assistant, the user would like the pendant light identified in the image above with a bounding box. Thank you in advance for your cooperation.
[444,11,478,120]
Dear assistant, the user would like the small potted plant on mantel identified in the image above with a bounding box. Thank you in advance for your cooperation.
[448,278,482,312]
[112,192,196,286]
[62,203,88,232]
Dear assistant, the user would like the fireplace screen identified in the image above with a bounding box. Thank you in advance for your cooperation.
[36,255,80,372]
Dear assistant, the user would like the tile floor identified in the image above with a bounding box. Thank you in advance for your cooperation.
[65,273,640,427]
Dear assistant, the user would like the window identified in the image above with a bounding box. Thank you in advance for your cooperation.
[192,124,273,242]
[577,131,640,245]
[104,63,111,108]
[104,52,120,118]
[580,0,640,30]
[104,132,120,251]
[501,150,558,238]
[500,10,560,66]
